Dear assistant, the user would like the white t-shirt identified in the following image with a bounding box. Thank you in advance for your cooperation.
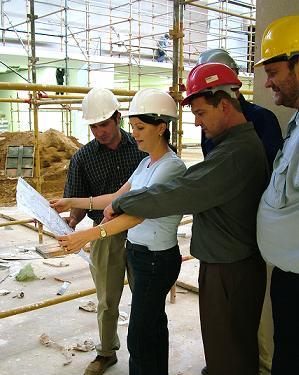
[127,149,186,250]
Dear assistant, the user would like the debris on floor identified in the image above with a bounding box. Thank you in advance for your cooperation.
[39,334,95,366]
[0,245,40,260]
[72,339,95,352]
[39,333,73,366]
[0,260,10,270]
[15,263,39,281]
[54,277,71,283]
[79,300,97,312]
[0,289,10,296]
[118,311,129,325]
[0,270,10,284]
[56,281,71,295]
[36,243,67,258]
[43,260,69,268]
[12,291,24,299]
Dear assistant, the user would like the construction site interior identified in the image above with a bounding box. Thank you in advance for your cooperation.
[0,1,282,374]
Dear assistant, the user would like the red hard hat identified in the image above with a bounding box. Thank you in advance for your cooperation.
[182,62,242,106]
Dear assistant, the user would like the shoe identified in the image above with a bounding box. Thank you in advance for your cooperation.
[201,365,208,375]
[84,354,117,375]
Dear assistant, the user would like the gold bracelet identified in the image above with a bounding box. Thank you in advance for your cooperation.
[89,196,93,211]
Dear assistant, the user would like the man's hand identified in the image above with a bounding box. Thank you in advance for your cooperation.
[103,203,118,222]
[64,216,79,229]
[50,198,72,213]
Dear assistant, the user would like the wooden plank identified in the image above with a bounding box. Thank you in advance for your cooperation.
[35,244,65,258]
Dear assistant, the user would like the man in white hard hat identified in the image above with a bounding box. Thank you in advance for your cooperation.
[255,15,299,375]
[63,87,146,375]
[197,48,283,375]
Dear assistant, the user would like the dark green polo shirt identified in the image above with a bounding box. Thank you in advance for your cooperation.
[113,122,269,263]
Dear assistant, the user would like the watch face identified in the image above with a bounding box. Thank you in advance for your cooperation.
[100,226,107,237]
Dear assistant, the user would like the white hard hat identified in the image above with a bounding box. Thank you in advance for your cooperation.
[82,87,120,125]
[128,88,178,122]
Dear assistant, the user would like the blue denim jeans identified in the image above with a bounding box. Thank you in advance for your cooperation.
[126,245,181,375]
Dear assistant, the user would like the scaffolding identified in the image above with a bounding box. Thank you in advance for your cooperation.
[0,0,256,149]
[0,0,256,321]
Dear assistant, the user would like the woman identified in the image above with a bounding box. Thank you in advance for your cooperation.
[51,87,186,375]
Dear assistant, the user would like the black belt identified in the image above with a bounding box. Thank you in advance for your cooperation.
[126,240,179,254]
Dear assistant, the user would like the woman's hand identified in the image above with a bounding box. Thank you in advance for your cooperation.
[50,198,72,213]
[56,230,91,253]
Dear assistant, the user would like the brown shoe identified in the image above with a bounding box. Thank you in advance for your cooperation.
[84,354,117,375]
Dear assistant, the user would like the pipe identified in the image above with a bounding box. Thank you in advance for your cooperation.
[64,0,69,85]
[184,0,256,22]
[0,288,96,319]
[0,98,28,103]
[0,82,137,96]
[177,0,184,157]
[0,219,35,227]
[43,94,84,99]
[0,214,55,239]
[240,89,253,95]
[0,279,129,319]
[4,89,252,102]
[171,0,179,148]
[29,0,37,84]
[36,99,83,105]
[0,252,201,318]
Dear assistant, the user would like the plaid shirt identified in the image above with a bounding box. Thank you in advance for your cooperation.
[64,129,146,223]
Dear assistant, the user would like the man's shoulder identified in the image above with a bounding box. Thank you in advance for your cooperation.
[218,125,263,157]
[72,139,98,160]
[241,97,279,123]
[120,129,137,145]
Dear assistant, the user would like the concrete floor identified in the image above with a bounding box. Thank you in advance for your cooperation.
[0,206,206,375]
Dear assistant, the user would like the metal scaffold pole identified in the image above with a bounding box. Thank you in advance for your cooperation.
[171,0,180,149]
[29,0,43,243]
[177,0,184,156]
[64,0,69,86]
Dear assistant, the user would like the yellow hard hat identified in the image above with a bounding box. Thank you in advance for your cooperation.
[255,15,299,67]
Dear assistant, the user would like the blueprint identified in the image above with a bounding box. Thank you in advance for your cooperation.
[16,177,91,264]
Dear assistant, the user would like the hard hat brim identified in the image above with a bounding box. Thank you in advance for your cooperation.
[82,108,118,125]
[181,96,191,106]
[254,58,265,68]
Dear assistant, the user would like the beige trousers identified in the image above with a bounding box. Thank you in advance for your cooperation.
[90,231,130,357]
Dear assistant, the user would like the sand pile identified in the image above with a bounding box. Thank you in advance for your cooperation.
[0,129,81,206]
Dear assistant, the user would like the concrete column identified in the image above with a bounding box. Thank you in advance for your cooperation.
[254,1,299,135]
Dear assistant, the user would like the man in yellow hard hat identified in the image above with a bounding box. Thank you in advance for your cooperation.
[255,15,299,375]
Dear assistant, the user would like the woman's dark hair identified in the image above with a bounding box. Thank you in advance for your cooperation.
[129,114,177,153]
